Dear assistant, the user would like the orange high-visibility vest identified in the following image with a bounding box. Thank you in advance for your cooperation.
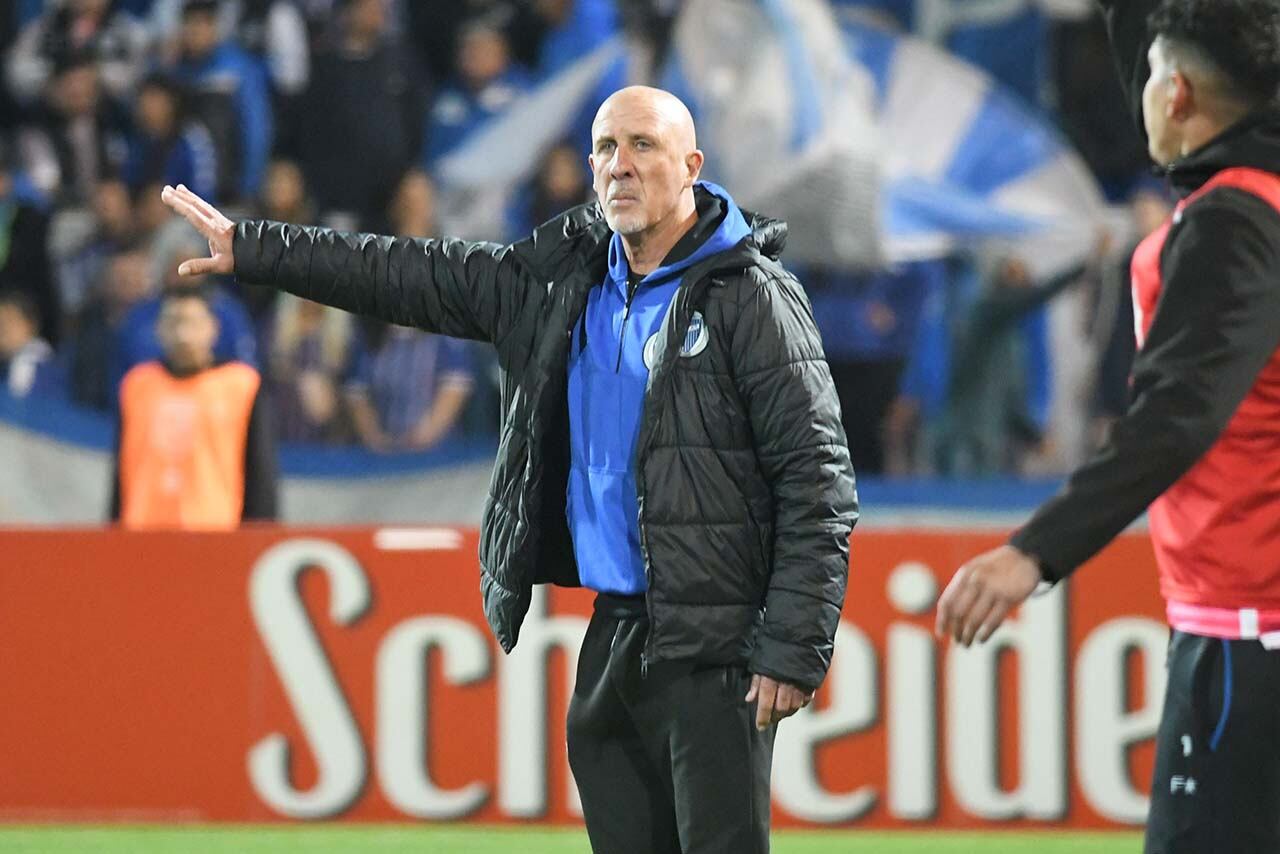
[118,361,261,530]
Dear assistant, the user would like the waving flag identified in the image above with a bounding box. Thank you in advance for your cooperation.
[666,1,1106,276]
[844,13,1106,275]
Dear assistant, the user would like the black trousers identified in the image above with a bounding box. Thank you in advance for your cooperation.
[1145,631,1280,853]
[567,595,775,854]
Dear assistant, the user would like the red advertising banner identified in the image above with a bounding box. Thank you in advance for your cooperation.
[0,527,1164,828]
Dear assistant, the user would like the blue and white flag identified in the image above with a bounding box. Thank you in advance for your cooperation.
[667,0,886,268]
[843,12,1106,276]
[667,0,1105,276]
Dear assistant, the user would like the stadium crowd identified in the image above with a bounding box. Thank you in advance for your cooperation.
[0,0,1167,477]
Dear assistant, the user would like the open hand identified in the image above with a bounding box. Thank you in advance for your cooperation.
[935,545,1042,646]
[160,184,236,277]
[746,674,814,731]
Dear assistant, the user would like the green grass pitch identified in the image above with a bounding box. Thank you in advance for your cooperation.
[0,826,1141,853]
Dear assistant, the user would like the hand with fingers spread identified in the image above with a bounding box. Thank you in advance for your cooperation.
[159,184,236,278]
[935,545,1042,647]
[745,673,814,731]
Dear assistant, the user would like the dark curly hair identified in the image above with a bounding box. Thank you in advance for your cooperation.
[1149,0,1280,106]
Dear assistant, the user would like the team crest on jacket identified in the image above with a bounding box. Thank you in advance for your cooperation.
[643,312,709,370]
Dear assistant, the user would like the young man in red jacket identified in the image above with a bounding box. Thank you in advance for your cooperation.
[937,1,1280,851]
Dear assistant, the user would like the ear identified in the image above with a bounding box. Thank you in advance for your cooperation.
[685,149,704,188]
[1168,70,1194,120]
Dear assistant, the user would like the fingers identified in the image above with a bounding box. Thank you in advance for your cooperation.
[957,590,997,647]
[754,677,778,731]
[174,183,231,229]
[773,685,810,722]
[976,599,1014,644]
[162,185,220,236]
[935,566,977,639]
[749,677,815,730]
[177,257,221,278]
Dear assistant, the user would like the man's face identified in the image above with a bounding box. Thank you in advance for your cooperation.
[54,65,99,117]
[1143,38,1188,165]
[137,86,176,137]
[181,11,220,60]
[93,180,133,238]
[589,95,698,237]
[0,304,34,357]
[108,252,153,306]
[348,0,386,40]
[543,146,584,201]
[158,296,218,372]
[264,160,305,216]
[458,27,509,90]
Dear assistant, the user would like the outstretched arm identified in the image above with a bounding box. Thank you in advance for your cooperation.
[161,184,536,344]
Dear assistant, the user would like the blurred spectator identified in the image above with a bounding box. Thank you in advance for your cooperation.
[239,158,312,320]
[387,168,435,237]
[423,14,532,166]
[345,169,474,452]
[508,141,593,235]
[618,0,679,80]
[0,289,63,399]
[54,178,134,324]
[259,158,312,222]
[265,294,358,443]
[297,0,426,230]
[123,72,218,202]
[517,0,626,152]
[111,284,277,529]
[510,0,619,76]
[1050,11,1151,200]
[345,323,474,452]
[5,0,150,105]
[148,0,310,94]
[1091,184,1172,437]
[170,0,273,203]
[808,260,942,475]
[114,222,257,390]
[131,179,175,242]
[404,0,502,82]
[71,242,152,410]
[234,0,311,97]
[932,256,1082,475]
[14,52,129,206]
[0,137,58,344]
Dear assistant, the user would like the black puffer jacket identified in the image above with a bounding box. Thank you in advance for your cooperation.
[235,199,858,691]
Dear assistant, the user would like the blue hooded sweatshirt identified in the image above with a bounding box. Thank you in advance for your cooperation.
[566,182,752,595]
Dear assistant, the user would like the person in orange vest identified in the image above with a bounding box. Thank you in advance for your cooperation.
[111,285,277,529]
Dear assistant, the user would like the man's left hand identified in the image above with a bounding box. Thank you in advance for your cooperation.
[746,674,814,730]
[935,545,1041,646]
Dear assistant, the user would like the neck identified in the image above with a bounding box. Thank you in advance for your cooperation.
[619,192,698,276]
[163,357,212,378]
[1180,103,1252,157]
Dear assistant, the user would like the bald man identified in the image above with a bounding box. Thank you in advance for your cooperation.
[164,85,857,852]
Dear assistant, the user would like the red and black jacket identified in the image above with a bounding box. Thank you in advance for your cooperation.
[1010,0,1280,610]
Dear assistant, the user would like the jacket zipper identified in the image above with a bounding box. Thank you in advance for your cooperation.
[635,276,719,678]
[615,278,639,373]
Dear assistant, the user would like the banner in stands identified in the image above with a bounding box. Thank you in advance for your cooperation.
[0,528,1164,829]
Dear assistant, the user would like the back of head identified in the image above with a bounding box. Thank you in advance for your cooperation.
[1149,0,1280,109]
